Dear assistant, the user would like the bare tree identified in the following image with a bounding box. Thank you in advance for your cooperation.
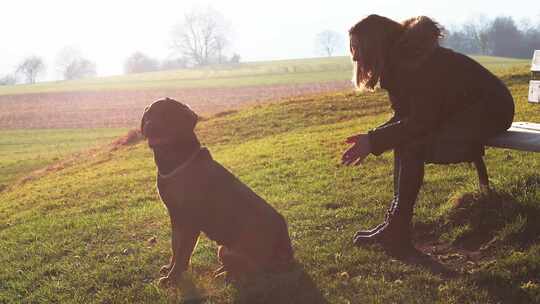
[477,27,492,55]
[16,56,45,84]
[462,17,492,55]
[124,52,159,74]
[520,18,540,58]
[214,34,228,64]
[64,59,97,80]
[315,30,343,57]
[56,47,96,80]
[441,25,469,52]
[171,7,231,66]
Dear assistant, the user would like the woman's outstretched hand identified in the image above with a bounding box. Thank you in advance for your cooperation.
[342,134,371,166]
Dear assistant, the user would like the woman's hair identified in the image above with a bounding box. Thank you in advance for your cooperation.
[349,15,442,91]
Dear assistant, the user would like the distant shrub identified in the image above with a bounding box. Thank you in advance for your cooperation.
[229,53,241,64]
[111,129,144,148]
[213,109,238,117]
[0,74,17,85]
[124,52,159,74]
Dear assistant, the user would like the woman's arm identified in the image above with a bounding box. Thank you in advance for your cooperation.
[368,92,441,155]
[341,93,408,165]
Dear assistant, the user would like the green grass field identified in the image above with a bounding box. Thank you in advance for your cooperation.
[0,56,529,95]
[0,128,127,189]
[1,65,539,303]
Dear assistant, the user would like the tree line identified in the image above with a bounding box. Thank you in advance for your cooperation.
[442,16,540,58]
[0,7,241,85]
[0,47,97,86]
[2,13,539,86]
[313,16,540,59]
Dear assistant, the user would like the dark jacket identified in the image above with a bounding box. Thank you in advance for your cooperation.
[368,19,514,164]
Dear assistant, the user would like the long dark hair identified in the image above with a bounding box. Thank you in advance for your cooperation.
[349,15,442,91]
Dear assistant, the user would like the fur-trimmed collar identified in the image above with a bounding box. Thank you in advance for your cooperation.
[390,16,443,69]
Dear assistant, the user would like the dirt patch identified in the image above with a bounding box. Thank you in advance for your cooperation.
[412,183,540,276]
[410,223,494,277]
[324,202,343,210]
[0,81,350,129]
[415,240,489,276]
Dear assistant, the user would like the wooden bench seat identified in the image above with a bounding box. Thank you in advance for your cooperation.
[471,122,540,190]
[486,122,540,152]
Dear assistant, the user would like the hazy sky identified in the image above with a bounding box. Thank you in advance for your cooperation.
[1,0,539,80]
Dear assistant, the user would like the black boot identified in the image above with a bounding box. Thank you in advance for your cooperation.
[353,203,415,254]
[353,143,425,255]
[354,150,401,237]
[353,199,398,238]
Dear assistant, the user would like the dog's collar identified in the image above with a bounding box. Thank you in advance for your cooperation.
[157,148,204,180]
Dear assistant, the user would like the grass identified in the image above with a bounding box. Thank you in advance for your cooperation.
[0,128,127,189]
[0,55,529,96]
[1,65,539,303]
[0,57,353,95]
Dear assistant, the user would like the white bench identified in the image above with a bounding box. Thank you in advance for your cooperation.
[472,51,540,189]
[471,122,540,190]
[486,122,540,152]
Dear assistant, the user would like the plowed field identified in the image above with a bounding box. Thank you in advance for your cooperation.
[0,81,350,129]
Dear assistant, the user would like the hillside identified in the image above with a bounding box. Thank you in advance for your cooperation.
[1,68,539,303]
[0,56,530,131]
[0,128,127,188]
[0,56,528,96]
[0,57,353,96]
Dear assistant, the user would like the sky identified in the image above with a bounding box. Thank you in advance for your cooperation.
[1,0,539,80]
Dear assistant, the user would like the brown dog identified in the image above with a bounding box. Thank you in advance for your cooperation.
[141,97,293,285]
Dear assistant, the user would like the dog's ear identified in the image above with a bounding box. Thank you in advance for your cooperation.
[181,103,199,131]
[174,102,199,138]
[140,105,151,136]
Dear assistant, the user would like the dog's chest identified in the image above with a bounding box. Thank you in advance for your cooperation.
[156,177,193,209]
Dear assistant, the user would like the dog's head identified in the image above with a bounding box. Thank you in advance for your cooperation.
[140,97,199,148]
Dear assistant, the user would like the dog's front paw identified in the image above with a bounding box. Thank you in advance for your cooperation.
[160,264,172,275]
[213,265,227,279]
[158,274,181,287]
[158,276,171,287]
[213,265,242,284]
[158,268,184,288]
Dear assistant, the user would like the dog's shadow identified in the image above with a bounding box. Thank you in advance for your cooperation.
[169,262,328,304]
[230,261,329,304]
[170,274,208,304]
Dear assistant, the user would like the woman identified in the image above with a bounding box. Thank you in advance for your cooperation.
[342,15,514,254]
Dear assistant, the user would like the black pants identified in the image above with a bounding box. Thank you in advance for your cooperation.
[391,141,426,227]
